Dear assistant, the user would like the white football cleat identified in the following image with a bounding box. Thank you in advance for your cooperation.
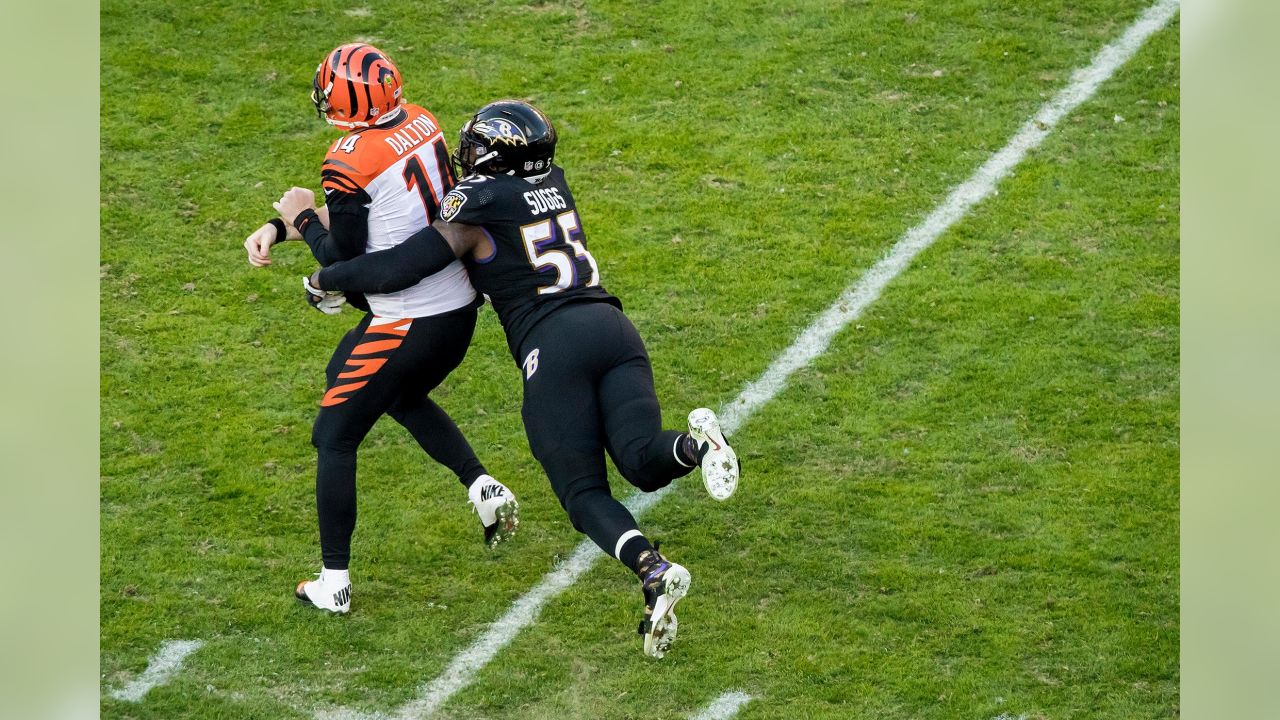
[638,547,691,659]
[469,474,520,549]
[294,568,351,614]
[688,408,739,500]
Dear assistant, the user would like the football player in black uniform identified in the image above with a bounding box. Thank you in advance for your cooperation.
[309,99,740,658]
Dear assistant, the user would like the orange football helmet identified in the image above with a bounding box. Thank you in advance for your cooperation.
[311,43,404,130]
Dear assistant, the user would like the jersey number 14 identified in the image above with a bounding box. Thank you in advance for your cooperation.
[401,139,454,221]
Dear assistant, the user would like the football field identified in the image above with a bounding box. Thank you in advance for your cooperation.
[101,1,1179,718]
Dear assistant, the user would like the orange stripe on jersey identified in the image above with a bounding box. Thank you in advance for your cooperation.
[322,104,446,190]
[320,380,369,407]
[321,171,363,196]
[351,338,402,355]
[337,357,388,379]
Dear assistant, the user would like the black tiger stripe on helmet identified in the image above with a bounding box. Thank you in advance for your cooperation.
[310,43,403,130]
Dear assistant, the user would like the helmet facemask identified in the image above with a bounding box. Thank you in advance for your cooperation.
[310,71,333,122]
[453,104,554,179]
[452,119,503,177]
[452,122,479,177]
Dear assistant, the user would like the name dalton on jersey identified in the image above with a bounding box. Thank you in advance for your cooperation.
[383,113,441,156]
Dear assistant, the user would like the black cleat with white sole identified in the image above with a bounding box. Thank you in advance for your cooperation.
[636,545,691,658]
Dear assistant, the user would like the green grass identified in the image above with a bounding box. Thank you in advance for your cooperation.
[102,1,1178,718]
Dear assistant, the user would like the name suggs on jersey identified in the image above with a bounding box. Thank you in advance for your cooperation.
[523,187,567,215]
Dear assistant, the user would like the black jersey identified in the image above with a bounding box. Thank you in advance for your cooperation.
[439,165,620,357]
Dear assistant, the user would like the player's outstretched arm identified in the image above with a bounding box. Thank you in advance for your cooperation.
[315,220,483,295]
[243,219,302,267]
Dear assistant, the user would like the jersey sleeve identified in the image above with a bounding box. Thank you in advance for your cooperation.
[320,132,378,201]
[302,142,374,266]
[439,177,499,224]
[314,191,370,263]
[321,158,373,202]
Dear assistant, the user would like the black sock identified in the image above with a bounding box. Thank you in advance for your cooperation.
[566,488,654,576]
[458,468,487,489]
[315,447,357,571]
[618,532,655,577]
[677,432,702,467]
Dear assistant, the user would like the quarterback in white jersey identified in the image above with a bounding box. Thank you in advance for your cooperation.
[310,100,475,318]
[241,43,518,615]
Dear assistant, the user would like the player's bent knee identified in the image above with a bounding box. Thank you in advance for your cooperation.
[621,467,670,493]
[614,449,675,493]
[311,416,361,454]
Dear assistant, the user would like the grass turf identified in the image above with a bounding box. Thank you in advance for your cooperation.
[102,1,1177,718]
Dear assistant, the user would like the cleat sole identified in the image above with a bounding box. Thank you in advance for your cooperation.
[486,498,521,549]
[643,564,691,658]
[688,408,739,501]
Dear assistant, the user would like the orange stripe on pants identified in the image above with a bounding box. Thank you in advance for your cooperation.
[365,317,412,336]
[337,357,388,379]
[351,338,402,355]
[320,380,369,407]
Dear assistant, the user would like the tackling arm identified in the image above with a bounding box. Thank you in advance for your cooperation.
[315,220,484,294]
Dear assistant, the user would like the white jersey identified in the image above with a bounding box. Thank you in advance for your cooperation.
[321,104,475,318]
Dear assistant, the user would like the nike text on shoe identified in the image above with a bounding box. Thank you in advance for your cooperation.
[637,550,691,659]
[294,569,352,614]
[469,474,520,549]
[687,408,739,500]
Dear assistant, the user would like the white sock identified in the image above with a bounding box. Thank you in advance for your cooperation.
[613,529,645,561]
[322,567,350,587]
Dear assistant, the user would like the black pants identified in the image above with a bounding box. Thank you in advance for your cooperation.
[518,301,694,552]
[311,309,484,570]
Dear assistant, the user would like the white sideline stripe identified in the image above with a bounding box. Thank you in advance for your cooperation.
[109,639,205,702]
[720,0,1181,434]
[689,691,756,720]
[325,3,1180,718]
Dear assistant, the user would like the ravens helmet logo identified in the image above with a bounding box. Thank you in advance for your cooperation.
[472,118,528,147]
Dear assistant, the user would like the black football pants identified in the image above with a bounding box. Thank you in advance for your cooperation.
[311,309,485,570]
[517,301,695,561]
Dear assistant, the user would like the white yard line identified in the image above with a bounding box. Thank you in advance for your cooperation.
[688,691,756,720]
[325,2,1180,718]
[720,0,1181,435]
[109,639,205,703]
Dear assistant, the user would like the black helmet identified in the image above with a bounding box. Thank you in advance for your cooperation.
[452,99,557,178]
